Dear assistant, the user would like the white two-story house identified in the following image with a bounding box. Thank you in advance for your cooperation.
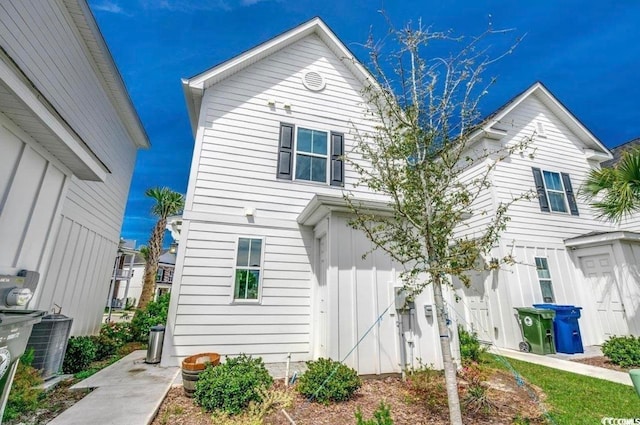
[453,82,640,351]
[161,18,461,373]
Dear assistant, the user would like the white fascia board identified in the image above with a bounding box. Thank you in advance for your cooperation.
[0,54,108,181]
[298,193,391,226]
[182,18,379,134]
[69,0,150,149]
[532,84,611,158]
[565,231,640,248]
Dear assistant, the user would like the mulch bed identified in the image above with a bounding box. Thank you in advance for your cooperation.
[571,356,632,373]
[153,370,548,425]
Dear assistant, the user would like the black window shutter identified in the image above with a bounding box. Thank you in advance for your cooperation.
[531,168,550,212]
[561,173,579,216]
[330,132,344,186]
[277,123,294,180]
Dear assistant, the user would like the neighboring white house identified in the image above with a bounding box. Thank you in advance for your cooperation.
[0,1,149,335]
[452,82,640,350]
[162,18,460,373]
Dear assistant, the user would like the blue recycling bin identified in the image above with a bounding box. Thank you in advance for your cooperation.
[533,304,584,354]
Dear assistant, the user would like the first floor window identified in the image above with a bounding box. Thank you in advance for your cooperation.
[234,237,263,300]
[535,257,555,303]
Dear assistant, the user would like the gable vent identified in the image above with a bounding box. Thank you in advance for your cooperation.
[302,70,326,91]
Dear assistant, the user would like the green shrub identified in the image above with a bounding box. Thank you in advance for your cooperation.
[194,354,273,415]
[62,336,97,373]
[602,335,640,368]
[297,358,361,404]
[131,293,170,342]
[100,321,133,345]
[458,326,485,364]
[3,349,44,422]
[355,402,394,425]
[90,334,117,361]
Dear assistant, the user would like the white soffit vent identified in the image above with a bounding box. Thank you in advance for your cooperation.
[302,70,326,91]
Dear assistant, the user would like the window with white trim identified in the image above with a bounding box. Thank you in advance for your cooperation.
[276,123,344,186]
[531,168,579,215]
[542,171,568,213]
[535,257,555,303]
[234,238,263,300]
[295,128,327,183]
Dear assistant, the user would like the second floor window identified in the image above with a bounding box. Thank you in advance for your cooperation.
[276,123,344,186]
[542,171,567,213]
[295,128,327,183]
[531,167,579,216]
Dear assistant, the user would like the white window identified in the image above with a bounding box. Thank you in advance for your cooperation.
[535,257,555,303]
[234,237,263,300]
[542,171,568,213]
[294,128,328,183]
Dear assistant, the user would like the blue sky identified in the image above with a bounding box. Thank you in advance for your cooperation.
[88,0,640,247]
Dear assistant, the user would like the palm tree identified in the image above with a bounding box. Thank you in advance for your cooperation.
[582,147,640,222]
[138,187,184,309]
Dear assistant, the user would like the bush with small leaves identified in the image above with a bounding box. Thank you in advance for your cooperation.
[3,349,43,422]
[62,336,96,373]
[297,358,361,404]
[90,334,117,361]
[602,335,640,368]
[194,354,273,415]
[458,326,485,365]
[355,402,394,425]
[131,293,170,343]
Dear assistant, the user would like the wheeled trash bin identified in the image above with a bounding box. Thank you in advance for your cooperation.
[514,307,555,355]
[533,304,584,354]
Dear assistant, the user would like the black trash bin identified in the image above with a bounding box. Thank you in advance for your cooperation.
[0,310,46,415]
[533,304,584,354]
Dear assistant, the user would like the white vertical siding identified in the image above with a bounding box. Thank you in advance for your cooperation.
[0,117,68,274]
[0,1,142,334]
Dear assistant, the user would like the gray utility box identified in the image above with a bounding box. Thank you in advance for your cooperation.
[26,314,73,380]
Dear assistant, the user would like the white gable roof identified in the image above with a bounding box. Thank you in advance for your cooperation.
[473,82,612,159]
[182,17,375,135]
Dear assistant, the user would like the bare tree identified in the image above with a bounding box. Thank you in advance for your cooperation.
[345,21,533,424]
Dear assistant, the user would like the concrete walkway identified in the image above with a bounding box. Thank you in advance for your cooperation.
[490,347,633,387]
[48,350,179,425]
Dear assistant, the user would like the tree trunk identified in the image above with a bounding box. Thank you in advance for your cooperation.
[433,277,463,425]
[138,218,167,309]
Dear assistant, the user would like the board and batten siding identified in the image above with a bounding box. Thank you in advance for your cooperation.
[163,34,387,366]
[0,115,68,276]
[0,1,141,334]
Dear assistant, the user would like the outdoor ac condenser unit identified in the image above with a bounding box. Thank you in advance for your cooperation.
[26,314,73,380]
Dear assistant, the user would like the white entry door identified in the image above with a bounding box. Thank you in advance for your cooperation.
[580,254,628,341]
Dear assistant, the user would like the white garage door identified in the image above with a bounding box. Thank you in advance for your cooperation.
[580,254,628,342]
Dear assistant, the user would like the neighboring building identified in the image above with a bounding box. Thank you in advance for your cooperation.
[453,82,640,350]
[108,240,145,310]
[0,1,149,335]
[155,245,177,299]
[162,18,460,373]
[109,242,178,309]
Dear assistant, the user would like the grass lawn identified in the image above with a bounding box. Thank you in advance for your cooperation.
[484,354,639,424]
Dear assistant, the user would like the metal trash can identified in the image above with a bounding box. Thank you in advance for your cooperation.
[145,325,165,364]
[514,307,556,355]
[533,304,584,354]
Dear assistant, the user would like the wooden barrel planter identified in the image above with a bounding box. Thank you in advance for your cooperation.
[181,352,220,397]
